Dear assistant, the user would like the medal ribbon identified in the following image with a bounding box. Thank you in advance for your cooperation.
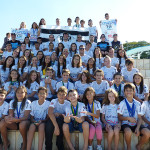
[87,102,94,121]
[125,99,136,117]
[16,102,22,119]
[114,84,121,96]
[71,103,78,116]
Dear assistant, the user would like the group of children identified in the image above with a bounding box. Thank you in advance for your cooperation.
[0,15,149,150]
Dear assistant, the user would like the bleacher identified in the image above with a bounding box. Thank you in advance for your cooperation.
[5,59,150,150]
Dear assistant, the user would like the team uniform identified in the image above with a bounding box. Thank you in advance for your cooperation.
[9,99,31,118]
[0,101,9,118]
[135,84,149,100]
[91,80,109,95]
[101,66,117,81]
[67,64,83,80]
[4,81,21,102]
[40,79,57,99]
[23,81,40,99]
[56,81,74,92]
[0,66,11,86]
[110,57,119,67]
[117,99,141,131]
[75,41,86,50]
[102,104,119,126]
[65,102,86,132]
[30,100,50,121]
[121,68,139,83]
[75,81,91,95]
[2,51,13,59]
[140,101,150,129]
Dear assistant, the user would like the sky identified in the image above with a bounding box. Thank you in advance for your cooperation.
[0,0,150,47]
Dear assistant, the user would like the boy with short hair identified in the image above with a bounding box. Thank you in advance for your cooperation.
[56,69,74,92]
[91,69,109,102]
[63,89,89,150]
[2,43,13,60]
[45,86,70,150]
[40,67,57,101]
[121,58,139,83]
[27,87,50,150]
[117,83,149,150]
[0,89,9,149]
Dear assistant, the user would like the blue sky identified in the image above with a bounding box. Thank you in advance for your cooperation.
[0,0,150,47]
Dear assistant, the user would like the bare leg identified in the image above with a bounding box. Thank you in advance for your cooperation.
[106,127,114,150]
[38,123,45,150]
[0,120,17,150]
[114,126,120,150]
[19,121,30,150]
[82,122,89,150]
[63,123,75,150]
[27,124,36,150]
[124,128,132,150]
[136,128,150,150]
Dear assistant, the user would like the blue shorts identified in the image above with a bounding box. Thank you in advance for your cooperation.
[68,121,83,133]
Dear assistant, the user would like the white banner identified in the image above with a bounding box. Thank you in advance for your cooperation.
[101,19,117,42]
[11,29,28,42]
[40,25,89,43]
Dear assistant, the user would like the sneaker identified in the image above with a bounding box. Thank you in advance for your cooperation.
[88,146,93,150]
[97,145,102,150]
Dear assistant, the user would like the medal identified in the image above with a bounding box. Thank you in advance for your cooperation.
[71,103,79,128]
[114,84,121,96]
[16,102,22,119]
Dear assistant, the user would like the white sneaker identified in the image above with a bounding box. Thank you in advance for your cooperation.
[88,146,93,150]
[97,145,102,150]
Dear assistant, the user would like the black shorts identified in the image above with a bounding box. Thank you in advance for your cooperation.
[121,124,137,132]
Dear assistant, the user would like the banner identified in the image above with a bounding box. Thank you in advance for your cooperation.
[11,29,28,42]
[101,19,117,42]
[40,25,89,43]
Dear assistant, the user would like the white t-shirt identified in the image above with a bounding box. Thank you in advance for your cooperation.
[95,58,103,69]
[121,68,139,83]
[101,66,117,81]
[61,41,71,49]
[140,101,150,127]
[102,104,119,126]
[2,51,13,58]
[91,80,109,94]
[32,49,41,56]
[4,81,21,99]
[23,81,39,98]
[30,100,50,121]
[49,98,70,114]
[9,100,31,118]
[65,55,72,65]
[111,57,119,67]
[43,50,53,56]
[75,81,91,95]
[29,28,38,42]
[90,42,97,52]
[65,102,86,118]
[0,101,9,118]
[84,50,93,58]
[40,79,57,98]
[0,65,10,85]
[56,81,74,92]
[75,41,86,50]
[86,100,101,123]
[67,64,83,79]
[81,54,91,66]
[12,65,28,76]
[43,41,58,50]
[117,99,141,126]
[119,58,126,70]
[135,84,149,100]
[28,66,42,76]
[111,84,124,97]
[88,26,97,36]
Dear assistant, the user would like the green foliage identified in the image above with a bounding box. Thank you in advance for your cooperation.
[123,41,150,51]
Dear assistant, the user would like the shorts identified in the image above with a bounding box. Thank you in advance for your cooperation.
[68,121,83,133]
[121,124,137,132]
